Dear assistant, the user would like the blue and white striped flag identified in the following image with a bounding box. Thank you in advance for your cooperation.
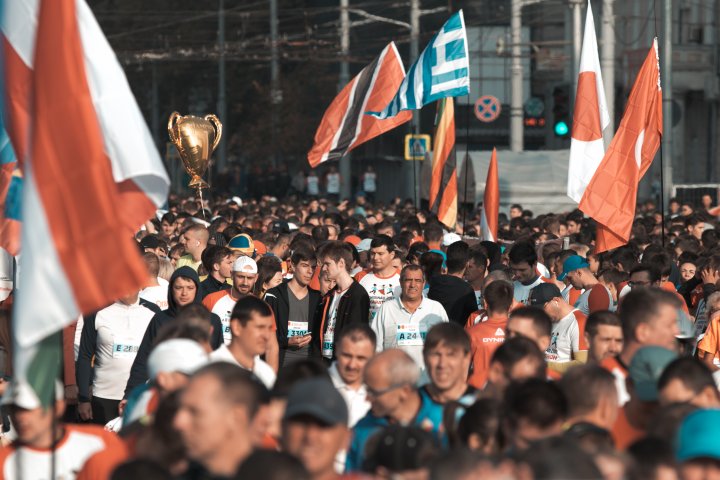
[367,10,469,119]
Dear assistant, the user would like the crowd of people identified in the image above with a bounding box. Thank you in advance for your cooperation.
[0,187,719,480]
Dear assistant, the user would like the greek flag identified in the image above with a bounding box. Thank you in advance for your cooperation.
[367,10,469,119]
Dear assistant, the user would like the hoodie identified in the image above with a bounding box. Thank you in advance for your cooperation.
[124,266,223,397]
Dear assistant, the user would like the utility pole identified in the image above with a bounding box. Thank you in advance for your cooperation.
[406,0,421,205]
[338,0,351,200]
[217,0,227,175]
[661,0,673,208]
[270,0,280,168]
[510,0,523,152]
[601,0,615,146]
[571,0,583,104]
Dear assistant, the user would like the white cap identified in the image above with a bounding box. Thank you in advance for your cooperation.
[1,379,63,410]
[233,256,258,274]
[357,238,373,253]
[442,232,462,246]
[148,339,208,380]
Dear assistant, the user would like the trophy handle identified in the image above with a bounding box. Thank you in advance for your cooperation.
[167,111,182,144]
[205,114,223,152]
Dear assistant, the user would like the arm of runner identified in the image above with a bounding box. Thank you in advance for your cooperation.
[265,334,279,373]
[76,313,97,405]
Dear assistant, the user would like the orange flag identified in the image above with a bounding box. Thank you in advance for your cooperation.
[429,98,458,228]
[481,148,499,241]
[579,39,662,253]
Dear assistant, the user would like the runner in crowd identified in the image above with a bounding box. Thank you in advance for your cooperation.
[371,265,447,369]
[4,188,720,479]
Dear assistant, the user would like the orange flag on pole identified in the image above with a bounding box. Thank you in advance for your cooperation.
[579,39,662,253]
[429,98,458,228]
[481,148,499,241]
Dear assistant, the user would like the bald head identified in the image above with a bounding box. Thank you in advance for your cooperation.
[364,349,420,387]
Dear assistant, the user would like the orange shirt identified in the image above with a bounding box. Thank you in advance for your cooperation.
[568,286,583,307]
[467,315,507,388]
[575,310,589,350]
[698,313,720,362]
[611,405,645,450]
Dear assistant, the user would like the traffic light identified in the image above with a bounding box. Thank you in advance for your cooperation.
[552,85,570,138]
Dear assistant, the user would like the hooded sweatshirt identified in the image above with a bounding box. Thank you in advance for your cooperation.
[123,266,223,397]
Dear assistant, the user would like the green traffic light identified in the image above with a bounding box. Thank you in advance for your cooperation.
[554,120,569,136]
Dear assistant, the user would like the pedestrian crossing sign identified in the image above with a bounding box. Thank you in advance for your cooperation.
[404,134,431,161]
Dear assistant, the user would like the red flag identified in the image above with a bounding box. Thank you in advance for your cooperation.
[307,42,411,167]
[481,148,499,241]
[579,39,662,253]
[429,98,457,228]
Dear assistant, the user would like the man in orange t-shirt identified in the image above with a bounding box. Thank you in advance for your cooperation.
[467,281,514,388]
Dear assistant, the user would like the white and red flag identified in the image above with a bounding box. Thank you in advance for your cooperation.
[480,148,499,242]
[579,39,662,253]
[567,0,610,204]
[308,42,411,167]
[4,0,169,405]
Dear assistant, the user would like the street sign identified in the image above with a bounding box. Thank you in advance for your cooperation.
[524,97,545,117]
[404,134,431,161]
[475,95,502,123]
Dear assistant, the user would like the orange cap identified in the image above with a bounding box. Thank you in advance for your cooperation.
[254,240,267,256]
[344,235,362,246]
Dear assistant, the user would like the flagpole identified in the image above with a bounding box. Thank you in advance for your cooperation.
[462,95,470,236]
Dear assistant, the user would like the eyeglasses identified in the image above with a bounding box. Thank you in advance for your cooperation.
[366,382,407,398]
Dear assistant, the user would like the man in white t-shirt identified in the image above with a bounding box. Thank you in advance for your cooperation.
[361,166,377,203]
[329,324,375,473]
[209,295,276,389]
[356,235,401,321]
[529,283,588,373]
[306,170,320,197]
[509,241,549,304]
[325,165,341,201]
[372,265,448,368]
[203,256,258,346]
[139,252,169,310]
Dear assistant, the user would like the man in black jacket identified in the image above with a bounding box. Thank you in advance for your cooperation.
[123,266,223,399]
[314,241,370,362]
[265,247,321,368]
[428,241,478,326]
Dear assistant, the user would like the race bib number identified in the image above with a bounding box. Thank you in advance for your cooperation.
[322,330,335,358]
[222,318,232,346]
[112,340,140,359]
[396,324,424,347]
[288,321,309,338]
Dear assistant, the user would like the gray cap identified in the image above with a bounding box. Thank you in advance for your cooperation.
[283,378,349,425]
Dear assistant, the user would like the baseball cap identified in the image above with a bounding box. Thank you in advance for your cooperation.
[254,240,268,256]
[147,339,208,380]
[528,283,563,306]
[442,232,462,247]
[557,255,590,281]
[628,346,678,402]
[283,378,348,426]
[233,256,258,274]
[676,409,720,462]
[228,234,255,255]
[271,220,290,234]
[357,238,373,253]
[1,379,64,409]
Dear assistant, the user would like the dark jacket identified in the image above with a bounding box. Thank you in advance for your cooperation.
[427,274,477,326]
[265,282,321,365]
[198,275,230,301]
[312,281,370,360]
[124,267,223,397]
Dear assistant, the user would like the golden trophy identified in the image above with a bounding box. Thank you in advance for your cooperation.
[167,111,222,190]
